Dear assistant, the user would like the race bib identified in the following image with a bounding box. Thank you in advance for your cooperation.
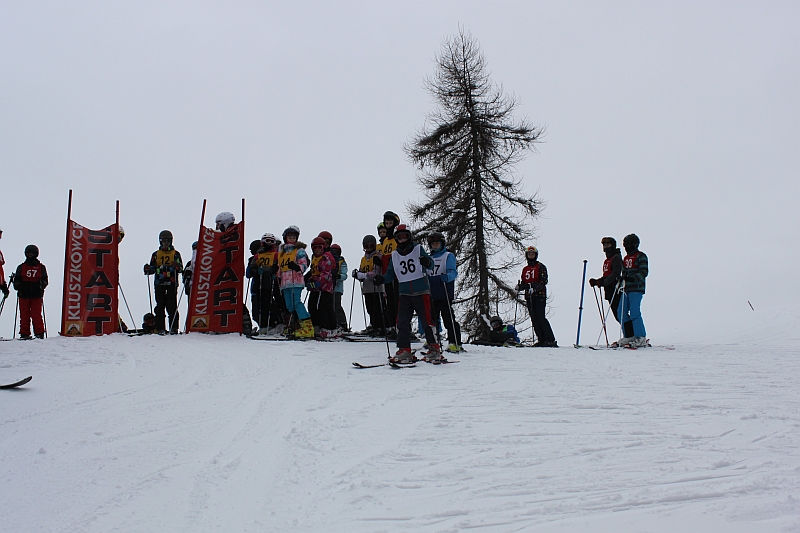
[391,245,425,283]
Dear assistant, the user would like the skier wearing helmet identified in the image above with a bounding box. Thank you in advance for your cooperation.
[426,232,461,353]
[378,212,401,339]
[305,236,338,337]
[374,224,442,363]
[12,244,48,339]
[248,233,281,334]
[517,246,557,347]
[215,212,236,232]
[143,230,184,334]
[614,234,648,348]
[277,226,313,339]
[329,243,349,331]
[352,235,385,335]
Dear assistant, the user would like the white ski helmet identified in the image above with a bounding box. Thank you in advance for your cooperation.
[282,225,300,240]
[215,212,235,231]
[261,232,276,245]
[118,225,125,242]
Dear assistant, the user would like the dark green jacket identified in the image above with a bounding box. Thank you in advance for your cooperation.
[622,251,648,293]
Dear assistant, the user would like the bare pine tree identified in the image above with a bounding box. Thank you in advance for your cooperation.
[406,29,545,339]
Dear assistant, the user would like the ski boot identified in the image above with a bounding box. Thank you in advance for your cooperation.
[422,343,444,363]
[293,319,315,339]
[446,344,462,354]
[390,348,416,365]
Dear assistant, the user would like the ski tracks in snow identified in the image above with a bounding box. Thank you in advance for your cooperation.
[0,337,798,532]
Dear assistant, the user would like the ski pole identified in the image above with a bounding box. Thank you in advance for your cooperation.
[592,285,609,347]
[575,260,587,348]
[146,273,154,315]
[348,277,356,330]
[118,282,138,334]
[442,278,461,351]
[13,295,19,339]
[376,292,392,359]
[360,283,369,331]
[169,286,184,334]
[41,297,47,338]
[0,295,6,320]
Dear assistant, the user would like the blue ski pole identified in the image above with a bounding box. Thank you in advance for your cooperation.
[575,260,588,348]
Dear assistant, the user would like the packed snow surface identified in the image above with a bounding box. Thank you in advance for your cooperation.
[1,326,799,532]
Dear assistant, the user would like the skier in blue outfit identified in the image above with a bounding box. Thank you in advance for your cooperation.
[426,232,461,353]
[615,233,648,348]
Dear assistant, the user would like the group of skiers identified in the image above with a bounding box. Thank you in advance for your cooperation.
[0,213,648,352]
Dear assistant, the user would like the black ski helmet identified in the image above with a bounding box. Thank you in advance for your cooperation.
[427,232,445,248]
[489,316,503,328]
[623,234,640,249]
[362,235,377,249]
[249,240,262,255]
[601,237,616,248]
[383,211,400,226]
[159,230,173,242]
[24,244,39,258]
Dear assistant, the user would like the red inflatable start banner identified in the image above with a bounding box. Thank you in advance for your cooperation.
[60,220,120,336]
[186,221,245,334]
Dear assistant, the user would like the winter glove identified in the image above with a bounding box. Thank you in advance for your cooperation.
[372,255,382,267]
[356,272,367,281]
[0,284,8,299]
[351,269,359,279]
[287,261,301,272]
[305,281,316,291]
[588,278,597,287]
[373,274,385,285]
[143,264,152,275]
[183,270,192,284]
[420,256,432,269]
[303,271,312,283]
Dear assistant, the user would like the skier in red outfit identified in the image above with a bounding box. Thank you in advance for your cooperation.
[13,245,49,339]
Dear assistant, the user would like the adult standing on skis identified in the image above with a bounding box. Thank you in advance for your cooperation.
[375,224,441,363]
[617,234,648,347]
[13,245,48,339]
[589,237,623,324]
[517,246,558,347]
[143,230,183,334]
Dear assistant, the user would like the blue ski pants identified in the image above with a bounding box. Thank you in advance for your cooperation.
[618,291,646,337]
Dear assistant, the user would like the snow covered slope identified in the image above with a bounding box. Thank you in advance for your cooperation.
[1,332,798,532]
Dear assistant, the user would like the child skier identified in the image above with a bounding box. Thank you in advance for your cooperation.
[251,233,281,334]
[589,237,623,324]
[305,236,338,337]
[489,316,521,345]
[374,224,441,363]
[377,217,399,338]
[615,234,648,348]
[426,232,461,353]
[143,230,184,334]
[329,244,349,331]
[352,235,385,335]
[517,246,558,347]
[277,226,313,339]
[12,245,48,339]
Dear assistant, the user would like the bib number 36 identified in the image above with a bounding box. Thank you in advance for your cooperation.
[399,259,416,275]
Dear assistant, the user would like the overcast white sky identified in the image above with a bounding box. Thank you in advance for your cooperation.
[1,1,797,342]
